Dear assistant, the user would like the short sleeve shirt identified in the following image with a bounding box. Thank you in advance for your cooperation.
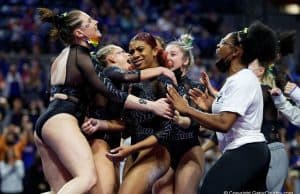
[212,69,266,152]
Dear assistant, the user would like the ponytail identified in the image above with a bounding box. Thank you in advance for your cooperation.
[233,21,277,66]
[37,8,82,44]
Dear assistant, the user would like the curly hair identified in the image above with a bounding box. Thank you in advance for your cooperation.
[231,21,277,67]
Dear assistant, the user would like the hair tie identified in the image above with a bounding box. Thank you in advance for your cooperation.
[60,12,68,18]
[237,27,248,43]
[178,33,194,50]
[53,12,67,29]
[267,64,275,75]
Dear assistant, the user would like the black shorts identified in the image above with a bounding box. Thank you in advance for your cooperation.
[35,99,85,142]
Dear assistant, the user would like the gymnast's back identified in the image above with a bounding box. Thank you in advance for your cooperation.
[35,44,127,141]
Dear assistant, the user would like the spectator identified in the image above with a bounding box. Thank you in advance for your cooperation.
[0,148,25,194]
[3,64,23,102]
[0,123,30,161]
[0,97,9,131]
[3,97,26,127]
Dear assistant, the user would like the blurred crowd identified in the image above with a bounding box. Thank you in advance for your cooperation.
[0,0,299,193]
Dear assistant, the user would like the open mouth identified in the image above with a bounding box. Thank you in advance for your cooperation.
[127,57,133,64]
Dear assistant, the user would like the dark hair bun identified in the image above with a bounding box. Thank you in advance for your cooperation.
[241,21,277,66]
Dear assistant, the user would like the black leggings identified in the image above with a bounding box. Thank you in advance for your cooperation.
[200,142,270,194]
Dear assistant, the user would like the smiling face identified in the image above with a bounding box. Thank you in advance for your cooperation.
[129,40,158,69]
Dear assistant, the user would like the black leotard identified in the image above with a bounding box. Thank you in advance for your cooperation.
[86,65,140,148]
[155,70,206,169]
[124,69,205,169]
[35,45,128,141]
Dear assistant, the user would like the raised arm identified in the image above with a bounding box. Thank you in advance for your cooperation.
[167,85,238,133]
[103,66,140,83]
[200,72,219,97]
[77,53,173,119]
[140,67,177,85]
[271,87,300,127]
[284,82,300,107]
[106,76,176,161]
[189,88,215,112]
[104,66,177,85]
[77,53,129,104]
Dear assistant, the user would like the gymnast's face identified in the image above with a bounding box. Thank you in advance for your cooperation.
[107,46,131,70]
[76,12,102,45]
[165,44,188,71]
[129,40,157,70]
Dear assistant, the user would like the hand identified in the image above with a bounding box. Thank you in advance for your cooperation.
[269,87,282,96]
[106,146,133,162]
[81,118,108,135]
[200,72,218,97]
[166,85,190,115]
[173,110,191,129]
[151,98,174,120]
[200,71,210,87]
[284,81,297,95]
[189,88,213,112]
[161,67,178,86]
[173,110,181,125]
